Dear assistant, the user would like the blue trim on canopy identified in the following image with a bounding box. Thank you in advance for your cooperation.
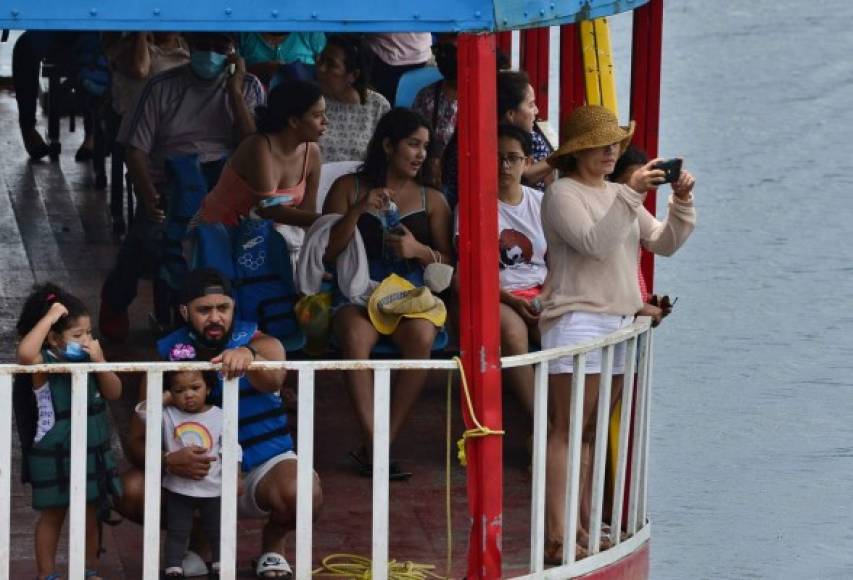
[0,0,648,32]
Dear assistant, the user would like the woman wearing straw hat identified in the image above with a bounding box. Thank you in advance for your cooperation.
[539,105,696,562]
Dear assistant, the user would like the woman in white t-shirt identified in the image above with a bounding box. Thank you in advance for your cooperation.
[495,124,548,417]
[453,125,547,415]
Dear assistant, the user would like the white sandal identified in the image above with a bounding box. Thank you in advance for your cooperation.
[255,552,292,579]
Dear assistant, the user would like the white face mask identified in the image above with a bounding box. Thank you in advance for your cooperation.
[424,262,454,294]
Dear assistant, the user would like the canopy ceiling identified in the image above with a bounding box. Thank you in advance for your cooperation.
[0,0,648,32]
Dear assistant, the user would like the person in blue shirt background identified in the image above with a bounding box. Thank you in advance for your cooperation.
[239,32,326,86]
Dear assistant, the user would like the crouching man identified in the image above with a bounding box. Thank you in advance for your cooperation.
[119,268,322,578]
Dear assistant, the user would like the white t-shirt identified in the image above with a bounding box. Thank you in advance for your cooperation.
[136,403,242,497]
[454,185,548,292]
[498,186,548,292]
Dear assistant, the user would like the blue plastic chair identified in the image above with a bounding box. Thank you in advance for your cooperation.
[394,66,444,108]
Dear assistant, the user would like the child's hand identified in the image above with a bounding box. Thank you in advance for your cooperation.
[46,302,68,324]
[84,339,106,363]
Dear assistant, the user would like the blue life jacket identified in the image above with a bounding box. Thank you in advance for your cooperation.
[192,219,305,351]
[161,154,226,291]
[157,321,293,472]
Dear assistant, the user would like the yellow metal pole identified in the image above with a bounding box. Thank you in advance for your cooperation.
[580,17,619,114]
[579,20,602,106]
[581,15,625,495]
[594,17,618,114]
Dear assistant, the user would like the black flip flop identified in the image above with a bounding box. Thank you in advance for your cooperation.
[348,449,413,481]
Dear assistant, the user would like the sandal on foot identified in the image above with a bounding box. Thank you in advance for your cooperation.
[543,540,588,565]
[255,552,292,579]
[162,567,185,579]
[349,448,413,481]
[601,523,629,543]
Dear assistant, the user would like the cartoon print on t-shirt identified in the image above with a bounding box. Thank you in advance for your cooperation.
[174,421,214,451]
[499,229,534,269]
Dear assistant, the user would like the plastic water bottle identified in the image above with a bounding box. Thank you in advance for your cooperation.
[382,200,402,231]
[382,201,402,261]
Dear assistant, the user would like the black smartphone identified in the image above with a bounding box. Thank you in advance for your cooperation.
[652,158,682,184]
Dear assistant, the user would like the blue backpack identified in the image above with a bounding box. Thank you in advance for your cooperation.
[193,219,305,351]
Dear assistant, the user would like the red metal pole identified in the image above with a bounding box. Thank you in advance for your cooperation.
[559,23,586,141]
[457,33,503,580]
[631,0,664,292]
[496,31,512,63]
[521,28,550,119]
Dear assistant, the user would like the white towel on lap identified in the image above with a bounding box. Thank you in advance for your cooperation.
[297,213,372,304]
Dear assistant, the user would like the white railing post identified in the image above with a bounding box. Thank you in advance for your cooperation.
[529,361,549,573]
[627,331,651,534]
[0,373,12,580]
[511,30,521,69]
[372,368,392,580]
[588,345,614,554]
[562,353,586,565]
[611,336,637,545]
[295,370,316,580]
[142,371,164,580]
[68,370,89,580]
[219,376,240,580]
[639,331,654,525]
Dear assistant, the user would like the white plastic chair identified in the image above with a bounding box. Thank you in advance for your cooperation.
[317,160,361,212]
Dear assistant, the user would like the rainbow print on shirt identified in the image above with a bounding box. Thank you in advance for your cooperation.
[174,421,214,451]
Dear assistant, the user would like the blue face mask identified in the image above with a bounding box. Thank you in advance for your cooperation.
[190,50,228,80]
[62,341,89,362]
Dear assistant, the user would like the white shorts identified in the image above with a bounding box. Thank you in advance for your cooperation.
[237,451,298,519]
[541,311,632,375]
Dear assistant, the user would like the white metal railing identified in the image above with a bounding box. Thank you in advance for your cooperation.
[0,319,652,580]
[504,317,653,579]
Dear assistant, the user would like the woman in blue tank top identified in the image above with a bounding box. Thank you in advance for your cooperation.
[322,108,453,477]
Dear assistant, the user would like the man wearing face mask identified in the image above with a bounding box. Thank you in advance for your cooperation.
[412,34,458,188]
[99,32,264,343]
[118,268,321,579]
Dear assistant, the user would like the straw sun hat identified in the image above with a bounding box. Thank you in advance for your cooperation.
[368,274,447,335]
[548,105,635,163]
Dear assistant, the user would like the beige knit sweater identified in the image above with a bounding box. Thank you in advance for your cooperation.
[539,177,696,333]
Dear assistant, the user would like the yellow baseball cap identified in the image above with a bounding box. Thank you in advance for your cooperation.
[368,274,447,335]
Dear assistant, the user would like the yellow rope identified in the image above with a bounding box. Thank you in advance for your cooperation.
[452,356,505,467]
[312,356,504,579]
[312,554,447,579]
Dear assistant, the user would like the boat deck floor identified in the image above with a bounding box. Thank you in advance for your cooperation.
[0,91,538,578]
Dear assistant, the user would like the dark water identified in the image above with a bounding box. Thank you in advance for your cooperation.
[607,1,853,578]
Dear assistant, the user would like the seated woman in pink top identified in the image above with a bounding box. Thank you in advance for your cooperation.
[539,106,696,563]
[198,79,325,228]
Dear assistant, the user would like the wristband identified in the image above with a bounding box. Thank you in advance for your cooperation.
[243,344,258,360]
